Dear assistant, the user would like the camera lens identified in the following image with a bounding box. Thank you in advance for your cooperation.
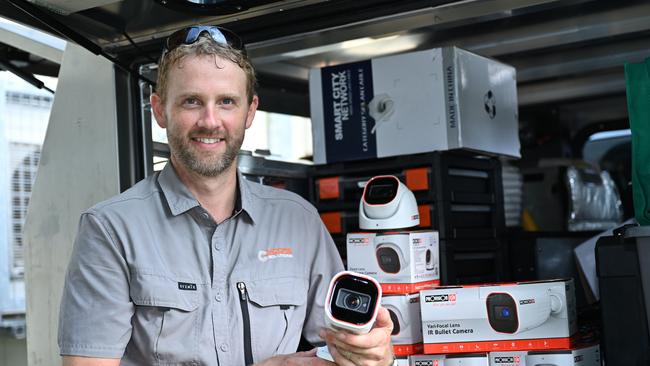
[501,307,510,318]
[345,294,362,310]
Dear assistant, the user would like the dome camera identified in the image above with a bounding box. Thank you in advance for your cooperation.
[359,175,419,230]
[486,289,563,334]
[324,271,382,334]
[375,240,408,274]
[384,303,415,345]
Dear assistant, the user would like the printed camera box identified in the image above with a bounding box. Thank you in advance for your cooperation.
[420,279,577,354]
[525,344,600,366]
[347,231,439,294]
[384,293,423,356]
[446,353,490,366]
[489,351,529,366]
[309,46,520,165]
[409,354,446,366]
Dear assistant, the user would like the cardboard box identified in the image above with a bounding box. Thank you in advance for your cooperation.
[525,344,600,366]
[309,47,520,165]
[489,351,528,366]
[420,280,577,354]
[409,354,446,366]
[347,231,439,294]
[384,293,423,356]
[393,357,410,366]
[446,353,490,366]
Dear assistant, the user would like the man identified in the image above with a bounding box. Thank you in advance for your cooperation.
[58,26,394,366]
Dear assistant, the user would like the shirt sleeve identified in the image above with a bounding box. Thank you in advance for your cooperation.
[301,217,345,345]
[58,211,134,358]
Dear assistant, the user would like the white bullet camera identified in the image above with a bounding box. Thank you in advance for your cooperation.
[486,288,563,334]
[375,236,408,275]
[359,175,419,230]
[324,271,382,334]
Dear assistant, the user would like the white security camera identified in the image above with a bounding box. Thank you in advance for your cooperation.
[486,288,563,334]
[368,93,396,134]
[324,271,382,334]
[359,175,419,230]
[425,248,436,274]
[375,236,408,275]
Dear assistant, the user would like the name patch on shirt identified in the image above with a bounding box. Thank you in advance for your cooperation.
[258,247,294,262]
[178,282,197,291]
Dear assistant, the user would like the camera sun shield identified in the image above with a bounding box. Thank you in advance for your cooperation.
[324,271,382,334]
[359,175,419,230]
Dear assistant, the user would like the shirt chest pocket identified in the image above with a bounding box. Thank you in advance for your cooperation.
[237,277,308,362]
[130,272,200,366]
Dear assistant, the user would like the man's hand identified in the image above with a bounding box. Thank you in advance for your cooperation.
[255,349,335,366]
[319,306,395,366]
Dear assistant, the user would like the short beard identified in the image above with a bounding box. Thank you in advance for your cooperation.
[167,129,244,177]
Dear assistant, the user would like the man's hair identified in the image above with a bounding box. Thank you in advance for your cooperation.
[156,34,257,104]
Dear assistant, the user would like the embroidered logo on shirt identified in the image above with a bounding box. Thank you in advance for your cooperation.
[178,282,197,291]
[258,247,293,262]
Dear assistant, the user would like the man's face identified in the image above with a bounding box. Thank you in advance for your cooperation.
[152,55,258,177]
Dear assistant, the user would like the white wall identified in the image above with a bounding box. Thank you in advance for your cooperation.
[23,43,121,365]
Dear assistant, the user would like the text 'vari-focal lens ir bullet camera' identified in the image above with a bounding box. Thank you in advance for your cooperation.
[359,175,419,230]
[324,271,382,334]
[486,288,563,334]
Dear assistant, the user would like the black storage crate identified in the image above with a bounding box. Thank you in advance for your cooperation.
[239,151,310,199]
[311,151,504,212]
[320,203,502,242]
[311,151,505,240]
[439,238,509,285]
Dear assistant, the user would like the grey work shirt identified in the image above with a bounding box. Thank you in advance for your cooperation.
[58,163,344,365]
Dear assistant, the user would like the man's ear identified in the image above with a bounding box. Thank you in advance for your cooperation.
[245,95,259,130]
[151,93,167,128]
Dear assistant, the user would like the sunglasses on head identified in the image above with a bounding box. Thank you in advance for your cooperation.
[163,25,245,55]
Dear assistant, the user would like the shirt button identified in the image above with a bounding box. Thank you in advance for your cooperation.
[220,343,229,352]
[215,293,222,302]
[201,212,210,220]
[214,244,221,251]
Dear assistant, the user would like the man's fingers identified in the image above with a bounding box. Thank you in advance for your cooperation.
[328,345,359,366]
[325,327,390,350]
[295,348,318,357]
[374,307,394,331]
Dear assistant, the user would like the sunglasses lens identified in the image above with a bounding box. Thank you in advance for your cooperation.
[208,28,228,45]
[164,26,245,54]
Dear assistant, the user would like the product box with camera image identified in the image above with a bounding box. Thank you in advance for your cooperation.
[420,279,577,354]
[383,293,424,356]
[346,231,439,294]
[309,46,520,165]
[525,344,600,366]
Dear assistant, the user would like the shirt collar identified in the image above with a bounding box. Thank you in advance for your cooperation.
[157,162,257,223]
